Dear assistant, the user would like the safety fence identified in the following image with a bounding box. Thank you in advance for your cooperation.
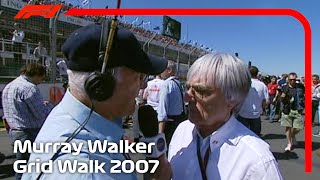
[0,0,209,84]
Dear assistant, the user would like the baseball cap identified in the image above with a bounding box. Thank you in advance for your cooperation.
[62,23,168,75]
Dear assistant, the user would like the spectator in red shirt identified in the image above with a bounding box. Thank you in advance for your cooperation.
[266,75,279,122]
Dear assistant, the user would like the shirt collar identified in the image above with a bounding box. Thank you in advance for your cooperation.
[166,76,177,81]
[60,90,123,142]
[313,83,320,88]
[20,75,32,83]
[193,114,244,152]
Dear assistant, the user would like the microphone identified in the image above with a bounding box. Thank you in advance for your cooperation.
[138,105,167,158]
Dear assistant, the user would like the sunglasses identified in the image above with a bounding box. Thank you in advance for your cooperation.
[186,84,215,99]
[288,79,296,81]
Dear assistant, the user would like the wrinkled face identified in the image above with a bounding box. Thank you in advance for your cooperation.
[185,76,232,134]
[110,67,146,116]
[313,76,319,85]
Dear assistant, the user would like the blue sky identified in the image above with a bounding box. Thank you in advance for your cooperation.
[76,0,319,77]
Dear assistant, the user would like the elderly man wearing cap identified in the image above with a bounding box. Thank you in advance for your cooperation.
[22,23,169,179]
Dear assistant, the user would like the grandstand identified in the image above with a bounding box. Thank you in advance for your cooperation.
[0,0,209,84]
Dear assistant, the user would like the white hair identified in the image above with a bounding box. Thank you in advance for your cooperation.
[67,69,91,95]
[67,68,121,97]
[187,53,251,112]
[167,60,177,73]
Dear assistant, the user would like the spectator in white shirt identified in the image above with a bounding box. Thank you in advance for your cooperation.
[56,59,68,80]
[237,66,269,136]
[33,42,47,66]
[12,23,24,43]
[11,23,25,61]
[168,53,282,180]
[143,74,164,111]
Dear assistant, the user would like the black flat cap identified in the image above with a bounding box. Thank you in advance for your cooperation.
[62,23,167,75]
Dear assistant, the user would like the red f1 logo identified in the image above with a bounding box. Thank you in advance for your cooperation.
[14,5,62,19]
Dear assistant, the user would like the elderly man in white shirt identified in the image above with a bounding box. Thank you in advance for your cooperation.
[168,53,282,180]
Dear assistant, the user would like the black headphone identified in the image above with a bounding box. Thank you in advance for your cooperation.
[84,19,117,101]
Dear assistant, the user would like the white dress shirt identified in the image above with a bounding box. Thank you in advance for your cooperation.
[168,115,282,180]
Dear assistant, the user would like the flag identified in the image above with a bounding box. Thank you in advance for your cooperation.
[153,26,160,30]
[137,20,144,27]
[82,0,89,6]
[142,21,151,29]
[132,17,139,25]
[193,41,198,46]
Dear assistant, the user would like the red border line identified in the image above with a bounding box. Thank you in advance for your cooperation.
[66,8,312,172]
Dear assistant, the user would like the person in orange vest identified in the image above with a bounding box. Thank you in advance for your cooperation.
[49,86,64,105]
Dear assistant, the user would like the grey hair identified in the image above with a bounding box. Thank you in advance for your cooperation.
[167,60,177,74]
[187,53,251,112]
[67,70,91,95]
[67,68,119,97]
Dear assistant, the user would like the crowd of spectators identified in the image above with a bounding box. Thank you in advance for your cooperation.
[80,16,191,51]
[15,0,210,54]
[28,1,208,52]
[23,0,79,11]
[117,21,204,53]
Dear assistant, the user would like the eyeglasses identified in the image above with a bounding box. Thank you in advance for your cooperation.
[185,84,215,99]
[288,79,296,81]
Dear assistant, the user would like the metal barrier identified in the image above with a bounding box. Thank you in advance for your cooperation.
[0,39,50,82]
[0,38,38,62]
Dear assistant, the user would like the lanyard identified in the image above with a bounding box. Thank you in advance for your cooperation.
[197,137,210,180]
[122,152,131,160]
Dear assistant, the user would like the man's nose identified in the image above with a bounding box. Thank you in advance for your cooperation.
[184,89,194,102]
